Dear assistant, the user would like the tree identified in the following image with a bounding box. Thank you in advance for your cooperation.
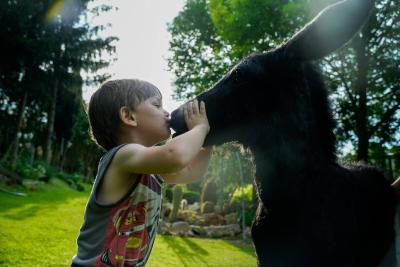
[323,0,400,162]
[41,1,116,163]
[64,102,103,180]
[0,0,116,172]
[168,0,400,169]
[0,1,48,168]
[167,0,233,100]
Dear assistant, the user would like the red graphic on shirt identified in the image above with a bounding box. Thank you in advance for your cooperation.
[95,199,155,267]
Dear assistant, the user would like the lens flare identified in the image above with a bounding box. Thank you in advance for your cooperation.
[45,0,82,25]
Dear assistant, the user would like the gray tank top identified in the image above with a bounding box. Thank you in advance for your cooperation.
[72,144,163,266]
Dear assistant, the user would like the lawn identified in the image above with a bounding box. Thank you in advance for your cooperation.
[0,179,257,267]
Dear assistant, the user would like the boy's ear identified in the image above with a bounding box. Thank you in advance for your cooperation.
[119,106,137,127]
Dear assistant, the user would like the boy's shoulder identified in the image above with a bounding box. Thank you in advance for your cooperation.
[107,143,151,174]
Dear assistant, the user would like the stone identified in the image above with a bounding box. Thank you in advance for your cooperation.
[224,212,238,225]
[205,224,241,238]
[170,221,190,236]
[202,213,225,226]
[157,220,171,235]
[190,225,207,237]
[188,202,200,212]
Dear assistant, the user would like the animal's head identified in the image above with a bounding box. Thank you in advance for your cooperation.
[170,0,374,147]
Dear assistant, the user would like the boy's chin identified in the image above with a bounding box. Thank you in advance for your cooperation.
[158,132,171,144]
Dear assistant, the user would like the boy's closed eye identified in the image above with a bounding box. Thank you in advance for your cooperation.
[152,101,162,108]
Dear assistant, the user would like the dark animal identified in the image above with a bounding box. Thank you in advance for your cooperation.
[170,0,396,266]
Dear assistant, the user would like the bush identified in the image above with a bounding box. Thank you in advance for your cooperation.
[238,206,256,226]
[164,186,173,202]
[201,180,218,204]
[183,190,200,204]
[13,158,87,191]
[201,201,215,214]
[58,172,86,192]
[15,162,46,180]
[231,184,253,203]
[229,184,256,226]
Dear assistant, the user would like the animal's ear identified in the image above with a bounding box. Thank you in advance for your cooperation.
[282,0,375,61]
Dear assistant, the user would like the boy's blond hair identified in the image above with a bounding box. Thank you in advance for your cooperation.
[88,79,161,150]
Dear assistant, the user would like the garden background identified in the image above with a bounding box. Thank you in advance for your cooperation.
[0,0,399,266]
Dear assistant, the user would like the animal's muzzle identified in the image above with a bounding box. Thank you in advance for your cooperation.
[170,107,188,138]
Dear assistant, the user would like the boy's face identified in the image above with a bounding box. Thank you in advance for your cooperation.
[133,95,171,146]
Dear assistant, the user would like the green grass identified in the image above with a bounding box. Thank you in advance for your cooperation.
[0,179,257,267]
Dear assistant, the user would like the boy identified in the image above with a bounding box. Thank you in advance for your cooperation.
[71,79,212,267]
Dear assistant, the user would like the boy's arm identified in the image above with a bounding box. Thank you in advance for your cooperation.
[113,100,209,175]
[161,146,213,184]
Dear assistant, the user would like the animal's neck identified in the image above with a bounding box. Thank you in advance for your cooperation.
[248,140,327,207]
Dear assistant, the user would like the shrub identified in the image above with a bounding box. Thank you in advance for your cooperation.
[201,180,218,204]
[183,190,200,204]
[201,201,215,214]
[15,162,46,180]
[229,184,256,226]
[164,186,173,202]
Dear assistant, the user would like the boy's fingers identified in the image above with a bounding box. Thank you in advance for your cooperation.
[183,104,189,122]
[192,99,199,114]
[187,102,193,117]
[200,101,206,115]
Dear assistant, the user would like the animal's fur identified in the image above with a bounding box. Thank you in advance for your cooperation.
[170,0,396,266]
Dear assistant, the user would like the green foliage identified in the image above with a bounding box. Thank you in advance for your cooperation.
[15,162,46,181]
[0,181,257,266]
[57,172,87,192]
[240,205,256,227]
[200,179,218,204]
[64,103,103,177]
[201,200,215,214]
[169,0,400,174]
[230,184,256,226]
[165,185,200,205]
[231,184,253,204]
[164,185,173,202]
[324,0,400,162]
[183,190,200,204]
[12,156,87,192]
[167,0,233,100]
[0,0,116,174]
[209,0,308,56]
[206,144,254,205]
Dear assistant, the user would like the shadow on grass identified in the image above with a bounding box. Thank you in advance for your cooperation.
[5,204,42,220]
[0,179,90,217]
[224,239,256,257]
[163,236,209,267]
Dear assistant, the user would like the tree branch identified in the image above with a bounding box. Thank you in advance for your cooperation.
[369,103,400,137]
[324,58,357,107]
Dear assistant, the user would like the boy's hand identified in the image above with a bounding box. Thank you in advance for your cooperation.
[183,99,210,133]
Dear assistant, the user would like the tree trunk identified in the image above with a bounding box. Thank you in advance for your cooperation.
[235,152,246,240]
[10,91,28,169]
[58,137,65,171]
[44,77,59,163]
[354,33,370,162]
[252,180,258,207]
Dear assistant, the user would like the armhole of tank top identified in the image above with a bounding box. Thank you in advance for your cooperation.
[154,174,164,184]
[92,144,133,208]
